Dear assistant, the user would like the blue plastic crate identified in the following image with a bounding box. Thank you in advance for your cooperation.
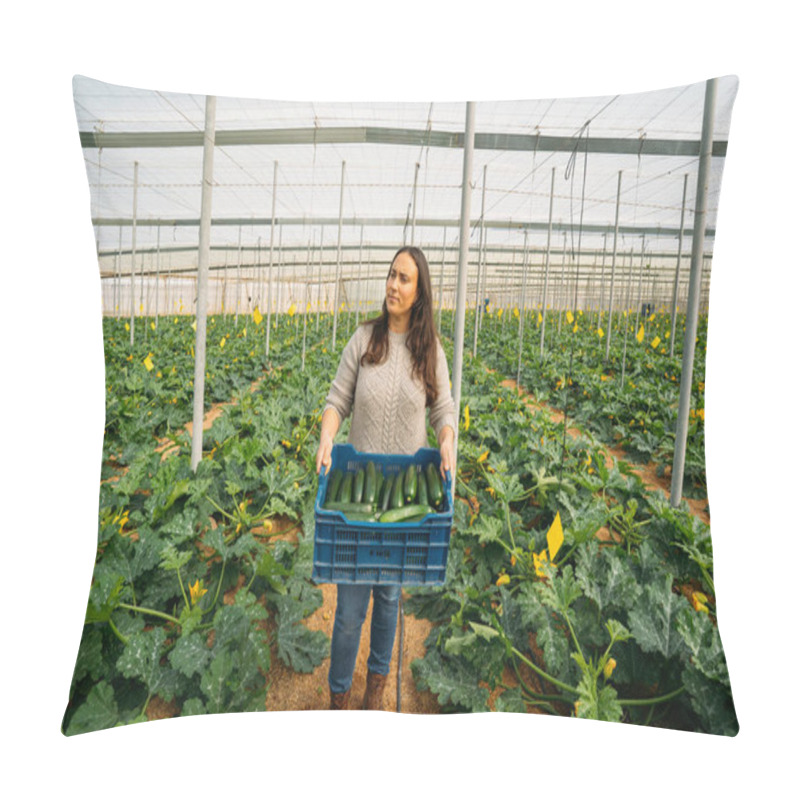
[313,443,453,585]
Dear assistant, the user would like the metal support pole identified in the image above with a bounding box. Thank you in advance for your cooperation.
[356,225,363,327]
[316,227,323,332]
[411,162,420,245]
[670,173,689,358]
[516,229,529,387]
[634,236,646,339]
[472,164,487,358]
[332,161,345,349]
[266,160,277,358]
[438,226,446,332]
[671,78,717,507]
[302,237,311,372]
[130,161,138,346]
[450,102,476,474]
[540,167,555,358]
[235,226,242,327]
[115,225,122,318]
[190,95,216,472]
[605,171,623,362]
[155,226,161,327]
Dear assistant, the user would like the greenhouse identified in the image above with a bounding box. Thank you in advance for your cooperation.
[63,73,738,734]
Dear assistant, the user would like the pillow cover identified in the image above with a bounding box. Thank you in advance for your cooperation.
[63,74,739,736]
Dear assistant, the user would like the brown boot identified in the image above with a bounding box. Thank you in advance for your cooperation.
[329,688,351,710]
[362,671,388,710]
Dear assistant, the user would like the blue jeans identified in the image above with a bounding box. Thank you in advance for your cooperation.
[328,583,401,694]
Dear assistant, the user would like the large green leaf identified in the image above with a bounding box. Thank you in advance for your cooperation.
[575,542,642,615]
[410,645,490,712]
[676,607,731,686]
[169,632,212,679]
[628,575,689,660]
[64,681,119,736]
[682,666,739,736]
[116,627,172,698]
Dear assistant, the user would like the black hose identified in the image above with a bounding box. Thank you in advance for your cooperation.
[396,591,404,712]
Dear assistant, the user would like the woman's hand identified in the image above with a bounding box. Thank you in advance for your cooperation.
[316,407,340,476]
[438,425,455,481]
[316,431,334,476]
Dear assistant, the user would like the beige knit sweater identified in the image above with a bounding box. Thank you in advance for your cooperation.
[323,324,457,456]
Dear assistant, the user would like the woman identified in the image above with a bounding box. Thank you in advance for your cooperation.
[315,245,456,711]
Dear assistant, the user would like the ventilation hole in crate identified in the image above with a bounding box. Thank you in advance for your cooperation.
[335,545,357,565]
[406,547,428,566]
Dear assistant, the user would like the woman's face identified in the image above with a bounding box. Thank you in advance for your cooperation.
[386,251,419,324]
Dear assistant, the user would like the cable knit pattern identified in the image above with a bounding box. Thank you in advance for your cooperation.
[323,325,456,455]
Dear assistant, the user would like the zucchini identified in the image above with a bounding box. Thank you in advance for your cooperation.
[426,462,443,508]
[374,469,384,506]
[381,474,395,511]
[390,471,404,509]
[416,467,429,506]
[379,504,434,523]
[326,468,343,503]
[403,464,417,504]
[338,471,354,504]
[363,461,377,505]
[353,467,365,503]
[323,501,376,514]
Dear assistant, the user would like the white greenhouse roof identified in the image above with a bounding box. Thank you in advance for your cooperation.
[73,74,738,287]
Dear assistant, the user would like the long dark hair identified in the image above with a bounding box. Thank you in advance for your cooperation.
[360,246,440,406]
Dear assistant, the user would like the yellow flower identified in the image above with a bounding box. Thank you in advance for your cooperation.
[691,591,709,614]
[189,579,208,606]
[604,658,617,679]
[477,450,489,463]
[532,548,551,577]
[546,512,563,560]
[496,573,510,586]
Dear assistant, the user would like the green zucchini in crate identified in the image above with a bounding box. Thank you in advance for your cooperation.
[314,444,453,586]
[425,462,444,509]
[353,467,365,503]
[403,463,417,504]
[338,471,354,503]
[326,468,343,504]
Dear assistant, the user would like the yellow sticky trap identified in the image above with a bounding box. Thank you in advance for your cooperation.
[636,325,644,343]
[220,337,226,348]
[547,511,563,560]
[143,354,154,371]
[650,336,661,349]
[253,307,263,325]
[192,321,197,331]
[597,328,604,338]
[288,303,297,317]
[463,404,470,431]
[566,311,574,324]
